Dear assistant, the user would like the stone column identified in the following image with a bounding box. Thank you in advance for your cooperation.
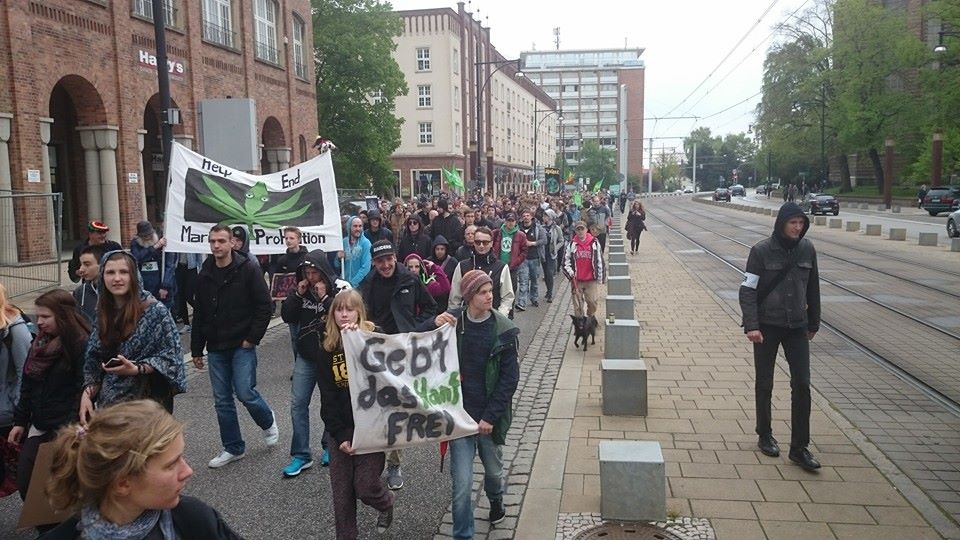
[40,117,58,258]
[77,127,103,221]
[276,148,291,170]
[96,127,121,244]
[0,113,16,263]
[264,148,281,173]
[136,129,148,221]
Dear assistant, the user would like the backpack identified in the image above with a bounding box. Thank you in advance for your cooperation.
[3,309,38,378]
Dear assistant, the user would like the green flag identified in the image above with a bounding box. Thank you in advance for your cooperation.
[592,178,603,193]
[573,191,582,207]
[442,167,464,191]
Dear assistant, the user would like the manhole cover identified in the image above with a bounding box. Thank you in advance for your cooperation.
[572,523,685,540]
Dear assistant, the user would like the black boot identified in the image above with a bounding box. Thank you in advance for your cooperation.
[758,434,780,457]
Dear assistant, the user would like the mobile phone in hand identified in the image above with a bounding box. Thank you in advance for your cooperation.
[102,357,123,368]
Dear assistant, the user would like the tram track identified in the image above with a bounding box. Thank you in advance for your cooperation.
[647,204,960,414]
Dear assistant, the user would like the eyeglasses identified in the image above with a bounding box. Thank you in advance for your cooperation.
[475,240,492,246]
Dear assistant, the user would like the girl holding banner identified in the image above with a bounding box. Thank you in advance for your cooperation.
[316,290,394,538]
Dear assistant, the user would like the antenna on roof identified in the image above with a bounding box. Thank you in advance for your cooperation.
[553,27,560,50]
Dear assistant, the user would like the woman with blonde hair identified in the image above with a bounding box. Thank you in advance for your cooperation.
[41,399,240,539]
[316,289,394,538]
[1,281,32,492]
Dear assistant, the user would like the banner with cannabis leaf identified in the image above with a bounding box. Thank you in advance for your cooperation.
[163,142,343,254]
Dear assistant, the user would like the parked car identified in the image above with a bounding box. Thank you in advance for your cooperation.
[948,208,960,238]
[713,188,731,202]
[683,187,694,194]
[755,184,768,195]
[799,193,840,215]
[729,184,746,197]
[922,186,960,216]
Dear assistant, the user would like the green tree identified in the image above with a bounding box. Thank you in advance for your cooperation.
[313,0,407,195]
[575,140,617,188]
[683,128,756,190]
[652,149,681,190]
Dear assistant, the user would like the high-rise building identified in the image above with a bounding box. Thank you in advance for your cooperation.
[520,48,645,187]
[391,3,557,198]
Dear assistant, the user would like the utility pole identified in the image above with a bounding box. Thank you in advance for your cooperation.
[692,143,697,191]
[647,137,653,194]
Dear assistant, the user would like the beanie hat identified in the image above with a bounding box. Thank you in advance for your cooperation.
[460,269,492,304]
[87,220,109,232]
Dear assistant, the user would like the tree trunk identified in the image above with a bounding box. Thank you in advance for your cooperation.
[837,153,852,193]
[868,147,884,195]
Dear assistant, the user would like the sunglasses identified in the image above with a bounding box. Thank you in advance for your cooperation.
[474,240,492,246]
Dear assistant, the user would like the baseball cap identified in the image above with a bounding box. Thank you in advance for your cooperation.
[371,240,396,260]
[504,212,517,221]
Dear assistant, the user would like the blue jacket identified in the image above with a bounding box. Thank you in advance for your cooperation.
[130,237,178,308]
[338,234,371,288]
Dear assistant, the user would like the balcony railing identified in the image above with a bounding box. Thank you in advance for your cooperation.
[202,20,236,49]
[255,41,281,65]
[132,0,178,28]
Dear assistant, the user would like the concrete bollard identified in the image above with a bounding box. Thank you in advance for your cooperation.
[861,203,869,210]
[829,218,842,229]
[606,295,635,320]
[608,262,629,277]
[877,205,887,211]
[919,232,938,246]
[814,216,827,226]
[845,221,860,232]
[765,208,773,215]
[609,252,626,264]
[889,228,906,241]
[600,441,665,522]
[607,276,632,296]
[601,359,648,416]
[865,224,881,236]
[952,238,960,252]
[605,319,640,359]
[892,206,901,213]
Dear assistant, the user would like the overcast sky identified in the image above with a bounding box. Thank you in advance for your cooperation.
[388,0,811,157]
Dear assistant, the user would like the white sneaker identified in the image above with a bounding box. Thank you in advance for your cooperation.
[263,413,279,446]
[208,450,244,469]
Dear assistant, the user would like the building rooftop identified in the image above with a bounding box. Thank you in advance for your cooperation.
[520,48,645,69]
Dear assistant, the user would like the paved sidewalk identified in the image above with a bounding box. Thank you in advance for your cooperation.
[515,227,943,539]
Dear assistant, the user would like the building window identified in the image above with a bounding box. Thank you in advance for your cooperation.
[455,122,461,147]
[292,14,306,78]
[133,0,178,27]
[371,89,385,104]
[254,0,281,65]
[417,85,432,107]
[453,48,459,74]
[416,47,431,71]
[202,0,235,48]
[419,122,433,144]
[453,86,460,110]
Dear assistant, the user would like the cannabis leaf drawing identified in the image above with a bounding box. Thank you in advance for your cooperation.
[195,175,312,237]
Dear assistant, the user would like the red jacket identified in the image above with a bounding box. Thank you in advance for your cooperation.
[492,226,529,270]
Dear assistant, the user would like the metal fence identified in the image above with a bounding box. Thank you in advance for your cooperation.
[0,192,63,298]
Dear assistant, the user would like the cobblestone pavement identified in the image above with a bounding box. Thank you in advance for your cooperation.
[432,275,575,539]
[648,198,960,538]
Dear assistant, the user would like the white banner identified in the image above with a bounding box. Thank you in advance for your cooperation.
[342,325,478,454]
[163,142,342,254]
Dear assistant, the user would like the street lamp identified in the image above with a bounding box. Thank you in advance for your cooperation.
[532,106,562,193]
[934,30,960,53]
[474,58,523,195]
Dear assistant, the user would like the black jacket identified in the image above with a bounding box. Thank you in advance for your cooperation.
[13,337,87,432]
[430,212,464,253]
[39,496,242,540]
[317,342,354,444]
[739,203,821,333]
[270,246,309,275]
[280,250,337,361]
[192,251,272,356]
[397,229,431,261]
[357,266,437,333]
[68,240,121,283]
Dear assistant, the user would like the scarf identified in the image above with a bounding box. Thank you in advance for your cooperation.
[79,505,176,540]
[23,333,63,380]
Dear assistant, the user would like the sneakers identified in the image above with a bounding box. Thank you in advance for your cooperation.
[531,300,540,307]
[489,500,506,525]
[515,304,526,312]
[321,448,330,467]
[376,506,394,533]
[208,450,244,469]
[263,413,279,446]
[385,464,404,490]
[282,457,314,477]
[758,434,780,457]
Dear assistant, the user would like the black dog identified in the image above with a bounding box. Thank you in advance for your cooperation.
[570,315,597,351]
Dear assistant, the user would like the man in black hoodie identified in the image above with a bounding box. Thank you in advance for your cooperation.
[192,225,277,469]
[739,202,821,472]
[429,198,464,253]
[279,250,337,477]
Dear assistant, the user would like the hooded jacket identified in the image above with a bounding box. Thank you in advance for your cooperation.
[337,217,372,288]
[398,218,432,261]
[429,210,464,253]
[357,266,437,334]
[130,234,178,308]
[1,314,31,427]
[229,227,262,274]
[271,245,309,275]
[83,251,186,407]
[280,250,337,362]
[192,250,273,356]
[492,224,528,270]
[739,202,821,333]
[72,280,99,325]
[562,232,604,284]
[363,210,394,244]
[68,239,122,284]
[429,235,460,280]
[404,253,451,305]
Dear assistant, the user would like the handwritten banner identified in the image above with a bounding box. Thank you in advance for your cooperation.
[342,325,478,454]
[163,142,342,254]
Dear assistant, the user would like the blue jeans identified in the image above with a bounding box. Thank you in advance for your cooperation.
[290,354,328,460]
[207,346,275,455]
[450,434,504,540]
[517,258,540,306]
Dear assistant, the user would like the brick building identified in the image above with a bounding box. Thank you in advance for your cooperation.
[0,0,317,263]
[390,3,557,198]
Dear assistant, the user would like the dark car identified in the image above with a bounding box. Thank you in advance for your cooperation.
[922,186,960,216]
[755,184,768,195]
[713,188,731,202]
[729,184,746,197]
[799,193,839,215]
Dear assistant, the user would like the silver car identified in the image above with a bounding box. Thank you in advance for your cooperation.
[948,207,960,238]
